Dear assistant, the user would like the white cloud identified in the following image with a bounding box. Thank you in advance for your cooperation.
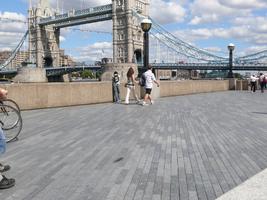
[59,36,65,42]
[0,32,25,51]
[189,0,250,24]
[233,16,267,33]
[218,0,267,9]
[0,12,27,33]
[150,0,186,24]
[73,41,112,62]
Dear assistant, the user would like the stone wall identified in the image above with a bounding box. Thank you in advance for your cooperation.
[160,80,229,97]
[236,80,249,90]
[0,80,229,110]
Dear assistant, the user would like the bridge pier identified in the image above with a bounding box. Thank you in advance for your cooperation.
[12,67,47,83]
[101,63,138,82]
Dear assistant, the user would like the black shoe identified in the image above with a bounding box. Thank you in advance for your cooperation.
[0,164,11,173]
[0,175,15,189]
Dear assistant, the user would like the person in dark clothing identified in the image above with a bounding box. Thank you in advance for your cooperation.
[112,71,121,103]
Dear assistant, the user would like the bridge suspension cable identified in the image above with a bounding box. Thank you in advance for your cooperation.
[132,10,228,63]
[235,50,267,63]
[68,28,111,34]
[150,19,228,62]
[0,30,29,70]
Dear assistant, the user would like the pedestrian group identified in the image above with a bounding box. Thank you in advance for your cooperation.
[112,65,160,105]
[250,73,266,93]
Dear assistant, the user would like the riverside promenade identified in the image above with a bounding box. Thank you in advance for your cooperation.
[1,91,267,200]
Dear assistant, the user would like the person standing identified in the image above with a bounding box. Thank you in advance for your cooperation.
[259,73,265,93]
[142,65,160,106]
[112,71,121,103]
[125,67,140,104]
[250,74,257,93]
[0,88,15,189]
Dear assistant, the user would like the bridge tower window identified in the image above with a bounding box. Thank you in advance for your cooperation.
[118,31,124,40]
[136,1,143,12]
[118,19,124,25]
[117,0,124,6]
[118,47,124,58]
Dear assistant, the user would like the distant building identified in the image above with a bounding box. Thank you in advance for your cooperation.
[59,50,76,66]
[0,51,11,65]
[101,57,113,64]
[155,69,196,80]
[0,50,76,68]
[0,51,29,68]
[11,51,29,67]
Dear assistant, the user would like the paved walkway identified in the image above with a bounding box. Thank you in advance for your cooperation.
[0,91,267,200]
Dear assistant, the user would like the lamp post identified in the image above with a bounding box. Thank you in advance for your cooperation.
[228,43,235,78]
[141,18,152,70]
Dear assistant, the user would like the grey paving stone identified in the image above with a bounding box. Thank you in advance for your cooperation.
[1,91,267,200]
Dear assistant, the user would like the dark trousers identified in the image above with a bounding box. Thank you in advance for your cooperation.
[260,82,265,93]
[112,84,120,102]
[251,82,256,92]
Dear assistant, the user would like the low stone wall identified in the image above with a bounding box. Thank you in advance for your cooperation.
[236,80,249,90]
[160,80,229,97]
[0,80,229,110]
[0,82,113,110]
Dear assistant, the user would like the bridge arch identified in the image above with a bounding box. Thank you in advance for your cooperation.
[134,49,142,64]
[44,56,53,67]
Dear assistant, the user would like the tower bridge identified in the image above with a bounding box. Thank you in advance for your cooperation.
[0,0,267,81]
[27,0,149,69]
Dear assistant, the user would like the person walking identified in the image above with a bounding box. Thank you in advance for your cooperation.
[142,65,160,106]
[250,74,257,93]
[125,67,140,104]
[259,73,265,93]
[0,88,15,189]
[112,71,121,103]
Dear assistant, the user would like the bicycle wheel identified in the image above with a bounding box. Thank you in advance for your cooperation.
[1,99,21,113]
[0,104,22,143]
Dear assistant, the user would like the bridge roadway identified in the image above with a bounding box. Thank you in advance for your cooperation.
[1,91,267,200]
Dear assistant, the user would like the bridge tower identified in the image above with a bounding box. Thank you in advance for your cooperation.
[28,0,60,68]
[112,0,149,64]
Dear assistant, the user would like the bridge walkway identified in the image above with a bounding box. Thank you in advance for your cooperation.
[1,91,267,200]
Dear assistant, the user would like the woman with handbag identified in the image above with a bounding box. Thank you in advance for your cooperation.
[125,67,140,104]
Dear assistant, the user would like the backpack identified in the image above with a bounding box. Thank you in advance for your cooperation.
[139,73,146,87]
[113,75,119,84]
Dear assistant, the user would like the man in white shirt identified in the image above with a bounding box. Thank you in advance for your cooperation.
[142,65,160,105]
[250,74,258,93]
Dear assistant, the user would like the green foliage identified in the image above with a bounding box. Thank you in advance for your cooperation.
[95,71,102,79]
[81,70,94,79]
[234,73,243,79]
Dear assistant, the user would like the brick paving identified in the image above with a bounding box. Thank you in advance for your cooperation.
[0,91,267,200]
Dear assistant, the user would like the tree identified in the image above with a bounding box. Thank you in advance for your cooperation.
[96,71,102,80]
[81,70,94,79]
[234,73,243,79]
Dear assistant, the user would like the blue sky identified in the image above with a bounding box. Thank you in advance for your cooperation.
[1,0,267,63]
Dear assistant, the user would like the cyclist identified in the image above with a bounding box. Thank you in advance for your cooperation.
[0,88,15,189]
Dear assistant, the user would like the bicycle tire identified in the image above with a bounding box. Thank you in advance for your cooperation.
[0,104,22,143]
[1,99,21,113]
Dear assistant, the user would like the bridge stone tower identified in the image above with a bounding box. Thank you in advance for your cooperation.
[101,0,149,81]
[112,0,149,64]
[28,0,60,68]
